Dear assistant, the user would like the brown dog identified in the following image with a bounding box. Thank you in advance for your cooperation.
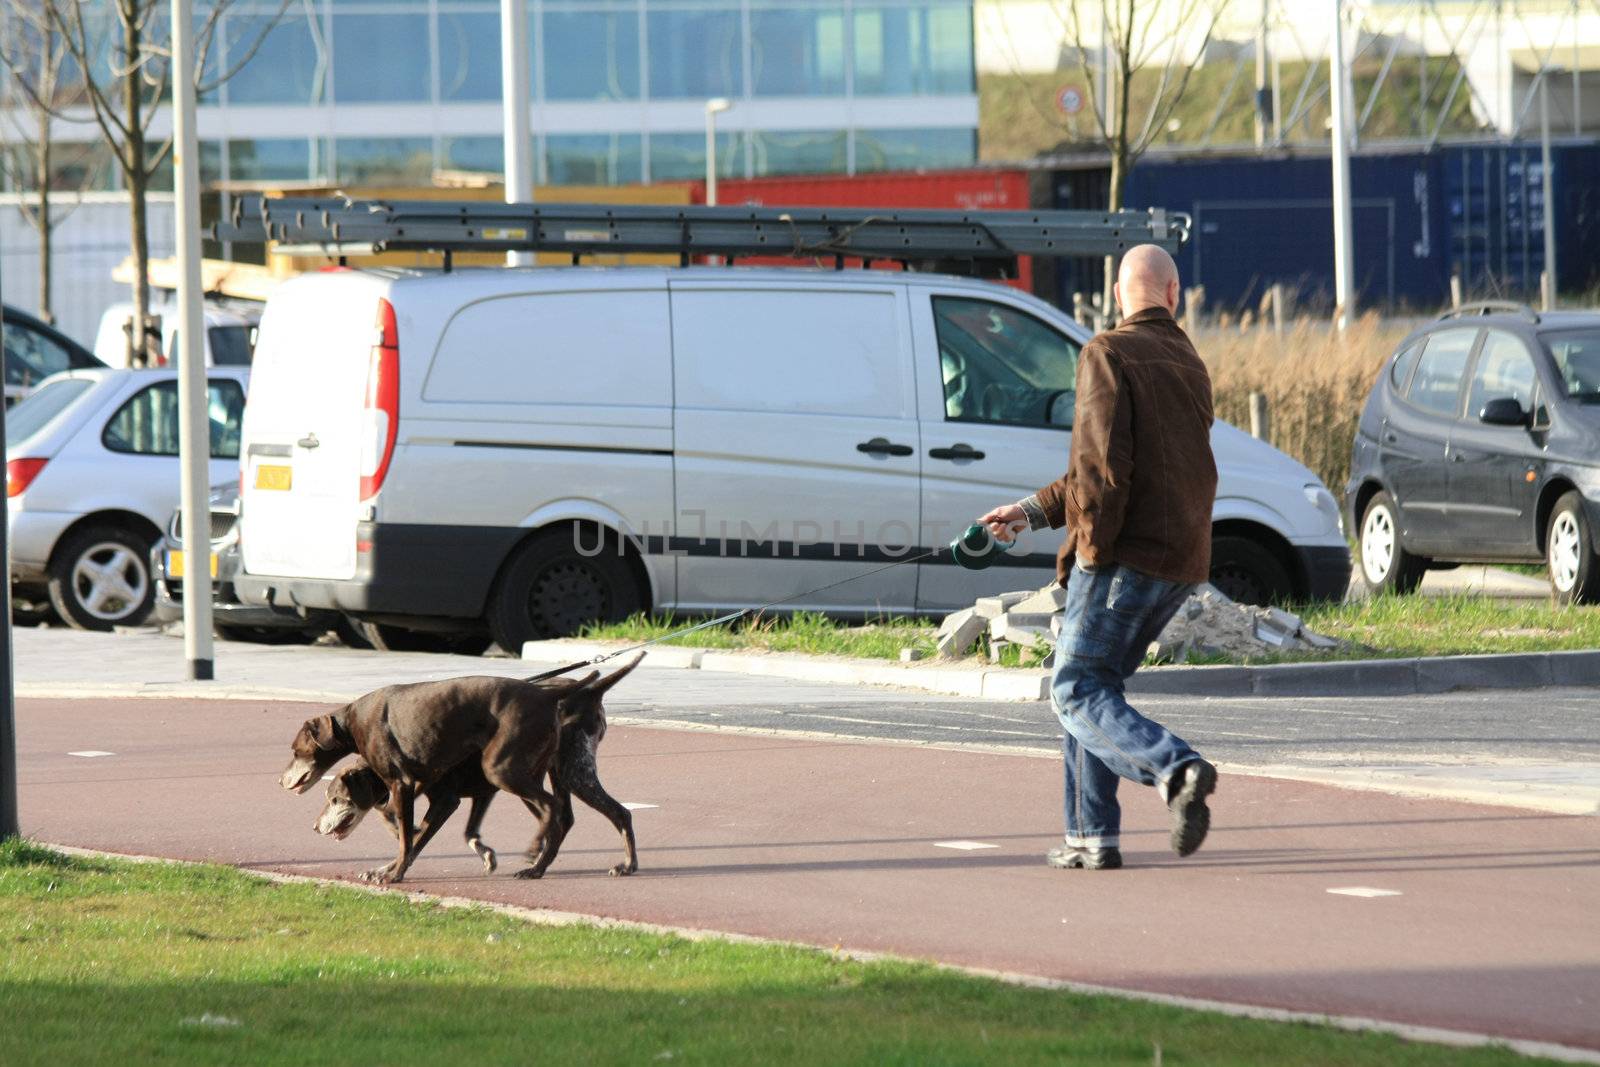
[316,758,500,872]
[280,656,642,884]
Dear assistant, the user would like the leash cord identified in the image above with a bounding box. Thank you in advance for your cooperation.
[524,545,944,681]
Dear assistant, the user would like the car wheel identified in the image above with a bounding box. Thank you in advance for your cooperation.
[487,528,643,652]
[1546,491,1600,606]
[1209,535,1295,606]
[359,621,492,656]
[331,614,374,650]
[47,525,156,631]
[1358,491,1425,596]
[215,624,319,645]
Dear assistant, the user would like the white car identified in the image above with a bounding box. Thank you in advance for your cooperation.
[6,366,249,629]
[234,266,1350,653]
[92,300,258,369]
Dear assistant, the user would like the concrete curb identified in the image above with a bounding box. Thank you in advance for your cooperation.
[524,640,1600,701]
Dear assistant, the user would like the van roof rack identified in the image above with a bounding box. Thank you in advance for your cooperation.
[211,195,1190,275]
[1437,301,1540,324]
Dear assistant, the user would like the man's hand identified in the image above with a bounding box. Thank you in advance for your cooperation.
[979,504,1027,544]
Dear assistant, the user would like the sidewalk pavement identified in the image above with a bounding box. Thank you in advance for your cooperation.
[15,695,1600,1058]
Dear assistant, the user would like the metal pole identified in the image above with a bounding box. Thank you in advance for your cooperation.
[0,268,17,840]
[501,0,533,268]
[1255,0,1270,149]
[172,0,214,681]
[706,110,718,207]
[1541,75,1557,311]
[1329,0,1356,330]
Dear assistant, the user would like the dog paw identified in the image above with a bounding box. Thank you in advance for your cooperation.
[511,866,544,880]
[607,863,637,877]
[361,866,402,885]
[482,849,498,874]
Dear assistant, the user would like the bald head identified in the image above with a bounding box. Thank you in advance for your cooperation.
[1115,244,1181,318]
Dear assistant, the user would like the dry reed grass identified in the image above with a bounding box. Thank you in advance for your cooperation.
[1195,314,1409,493]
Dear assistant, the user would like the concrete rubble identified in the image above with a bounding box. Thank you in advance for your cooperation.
[935,580,1350,665]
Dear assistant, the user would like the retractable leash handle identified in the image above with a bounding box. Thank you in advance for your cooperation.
[949,522,1019,571]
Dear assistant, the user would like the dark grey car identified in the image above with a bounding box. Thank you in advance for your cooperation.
[1346,302,1600,604]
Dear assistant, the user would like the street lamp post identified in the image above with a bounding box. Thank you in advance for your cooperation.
[502,0,533,267]
[1329,0,1356,331]
[705,98,732,206]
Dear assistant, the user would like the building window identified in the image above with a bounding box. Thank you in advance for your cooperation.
[333,13,432,103]
[750,5,846,97]
[336,137,436,184]
[854,127,975,172]
[544,2,640,101]
[646,4,743,100]
[649,131,743,182]
[223,10,327,105]
[749,130,848,176]
[228,138,331,183]
[547,134,643,185]
[438,11,503,101]
[854,2,974,96]
[442,136,504,176]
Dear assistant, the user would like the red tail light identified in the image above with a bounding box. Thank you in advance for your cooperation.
[360,298,400,501]
[6,458,48,497]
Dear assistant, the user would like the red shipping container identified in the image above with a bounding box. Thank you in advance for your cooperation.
[690,169,1035,293]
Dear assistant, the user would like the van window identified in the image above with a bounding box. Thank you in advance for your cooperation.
[1465,331,1537,420]
[424,290,671,405]
[673,288,909,417]
[1404,329,1477,417]
[102,379,247,459]
[932,297,1079,428]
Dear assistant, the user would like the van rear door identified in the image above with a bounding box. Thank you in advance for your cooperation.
[239,275,381,581]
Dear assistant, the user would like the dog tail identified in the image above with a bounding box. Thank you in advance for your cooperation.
[558,653,644,736]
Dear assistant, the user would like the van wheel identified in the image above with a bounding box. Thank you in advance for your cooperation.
[216,624,318,645]
[359,621,491,656]
[488,529,642,652]
[1359,491,1425,595]
[332,614,374,650]
[1209,535,1294,607]
[47,525,156,631]
[1547,491,1600,605]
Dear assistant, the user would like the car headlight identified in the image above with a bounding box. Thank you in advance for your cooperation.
[1303,484,1342,535]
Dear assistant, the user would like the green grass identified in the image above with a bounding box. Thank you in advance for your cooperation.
[581,594,1600,669]
[0,839,1557,1066]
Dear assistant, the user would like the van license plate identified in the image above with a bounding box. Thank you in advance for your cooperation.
[255,464,292,491]
[168,551,218,579]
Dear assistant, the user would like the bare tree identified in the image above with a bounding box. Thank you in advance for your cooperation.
[0,2,97,326]
[1058,0,1227,315]
[12,0,286,364]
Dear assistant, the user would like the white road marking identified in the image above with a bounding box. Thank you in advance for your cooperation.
[934,840,998,851]
[67,750,114,758]
[622,803,658,811]
[1327,886,1403,898]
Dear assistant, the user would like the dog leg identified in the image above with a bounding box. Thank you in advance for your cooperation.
[563,767,637,877]
[462,793,498,873]
[525,789,574,862]
[511,793,564,879]
[406,789,461,868]
[363,781,416,884]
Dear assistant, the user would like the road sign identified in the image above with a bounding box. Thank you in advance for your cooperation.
[1057,86,1084,116]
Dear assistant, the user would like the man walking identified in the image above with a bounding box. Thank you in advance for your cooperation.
[981,244,1218,871]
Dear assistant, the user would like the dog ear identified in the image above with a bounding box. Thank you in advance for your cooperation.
[309,715,341,750]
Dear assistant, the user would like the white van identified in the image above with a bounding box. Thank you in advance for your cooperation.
[93,300,258,369]
[234,267,1351,652]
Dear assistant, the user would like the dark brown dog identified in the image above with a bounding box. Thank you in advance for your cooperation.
[316,758,500,872]
[280,656,642,884]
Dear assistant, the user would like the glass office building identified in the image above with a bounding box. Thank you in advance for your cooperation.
[91,0,977,188]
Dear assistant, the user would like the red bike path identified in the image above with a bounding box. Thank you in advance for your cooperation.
[14,697,1600,1053]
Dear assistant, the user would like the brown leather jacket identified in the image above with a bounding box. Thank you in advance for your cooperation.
[1027,307,1217,584]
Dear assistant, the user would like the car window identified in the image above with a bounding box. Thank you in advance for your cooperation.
[1389,339,1424,390]
[4,377,95,446]
[932,297,1080,428]
[1466,331,1538,420]
[1543,328,1600,404]
[4,317,76,388]
[1404,329,1477,417]
[102,379,247,459]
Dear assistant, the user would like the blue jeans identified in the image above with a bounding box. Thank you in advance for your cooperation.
[1049,563,1202,849]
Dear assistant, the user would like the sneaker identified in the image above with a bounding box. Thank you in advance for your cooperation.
[1167,758,1218,857]
[1046,845,1123,870]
